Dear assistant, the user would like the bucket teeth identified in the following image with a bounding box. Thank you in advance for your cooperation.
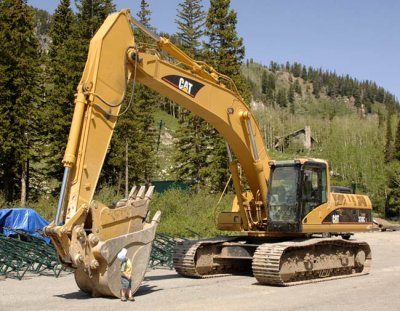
[145,186,155,199]
[113,185,154,208]
[137,186,146,199]
[128,185,137,199]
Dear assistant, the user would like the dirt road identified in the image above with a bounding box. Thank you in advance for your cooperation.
[1,231,400,311]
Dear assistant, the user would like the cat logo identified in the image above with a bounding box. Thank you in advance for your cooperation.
[179,78,193,95]
[162,75,204,98]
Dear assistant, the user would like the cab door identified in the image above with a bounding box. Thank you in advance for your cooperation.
[266,164,302,233]
[300,162,328,222]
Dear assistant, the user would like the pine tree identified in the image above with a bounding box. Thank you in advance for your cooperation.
[173,0,208,190]
[49,0,74,50]
[75,0,115,39]
[175,0,205,57]
[203,0,248,98]
[301,66,308,81]
[261,70,268,95]
[292,62,302,78]
[265,72,276,104]
[394,118,400,161]
[199,0,248,191]
[45,0,78,182]
[276,88,288,108]
[293,79,302,95]
[74,0,115,81]
[288,84,295,104]
[313,77,321,98]
[261,70,275,104]
[384,111,394,163]
[0,0,42,204]
[174,114,209,190]
[385,114,400,216]
[137,0,151,27]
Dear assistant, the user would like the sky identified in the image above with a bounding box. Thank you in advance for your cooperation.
[28,0,400,100]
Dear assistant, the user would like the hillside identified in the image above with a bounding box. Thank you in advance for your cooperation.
[152,59,398,217]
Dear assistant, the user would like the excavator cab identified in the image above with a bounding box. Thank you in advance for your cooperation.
[267,159,328,233]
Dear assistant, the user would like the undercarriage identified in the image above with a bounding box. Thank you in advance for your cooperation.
[173,236,371,285]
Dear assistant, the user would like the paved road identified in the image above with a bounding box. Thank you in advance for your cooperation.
[1,231,400,311]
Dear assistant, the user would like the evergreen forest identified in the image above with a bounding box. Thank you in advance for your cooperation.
[0,0,399,237]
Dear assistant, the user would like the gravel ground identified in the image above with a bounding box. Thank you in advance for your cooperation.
[1,231,400,311]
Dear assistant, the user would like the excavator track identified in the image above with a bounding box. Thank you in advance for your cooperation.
[173,237,238,278]
[252,238,371,286]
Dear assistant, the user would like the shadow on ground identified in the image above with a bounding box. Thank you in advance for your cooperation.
[144,273,181,281]
[54,284,161,300]
[54,290,108,300]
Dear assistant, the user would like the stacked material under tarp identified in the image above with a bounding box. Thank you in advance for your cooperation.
[0,208,50,243]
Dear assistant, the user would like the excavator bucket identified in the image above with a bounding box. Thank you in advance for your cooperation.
[46,186,160,298]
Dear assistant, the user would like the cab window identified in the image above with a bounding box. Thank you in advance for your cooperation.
[302,165,327,217]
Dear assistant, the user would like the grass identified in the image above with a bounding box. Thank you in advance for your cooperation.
[150,188,236,238]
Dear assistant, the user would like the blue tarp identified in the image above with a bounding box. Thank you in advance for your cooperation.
[0,208,50,243]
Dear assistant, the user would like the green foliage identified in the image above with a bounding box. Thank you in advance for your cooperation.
[45,0,77,182]
[394,118,400,161]
[384,113,400,218]
[385,110,394,163]
[75,0,115,40]
[254,103,387,214]
[174,115,209,189]
[105,84,159,194]
[204,0,244,72]
[0,0,42,203]
[200,128,230,193]
[28,195,58,221]
[276,88,288,107]
[173,0,209,190]
[175,0,205,57]
[203,0,250,103]
[384,161,400,218]
[288,84,295,104]
[176,0,249,192]
[137,0,151,27]
[149,188,234,238]
[93,184,121,205]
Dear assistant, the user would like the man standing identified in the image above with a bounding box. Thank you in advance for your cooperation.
[117,248,135,301]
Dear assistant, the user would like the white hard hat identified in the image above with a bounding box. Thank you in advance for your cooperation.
[117,248,127,261]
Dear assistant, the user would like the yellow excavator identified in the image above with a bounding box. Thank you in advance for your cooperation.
[44,10,373,297]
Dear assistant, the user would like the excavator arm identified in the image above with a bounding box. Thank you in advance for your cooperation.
[128,20,271,230]
[45,9,270,297]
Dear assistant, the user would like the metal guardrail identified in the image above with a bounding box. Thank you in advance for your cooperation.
[0,230,64,280]
[149,230,200,270]
[149,233,180,269]
[0,230,195,278]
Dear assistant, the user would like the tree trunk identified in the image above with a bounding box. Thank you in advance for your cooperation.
[20,161,28,206]
[116,170,122,197]
[125,138,129,198]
